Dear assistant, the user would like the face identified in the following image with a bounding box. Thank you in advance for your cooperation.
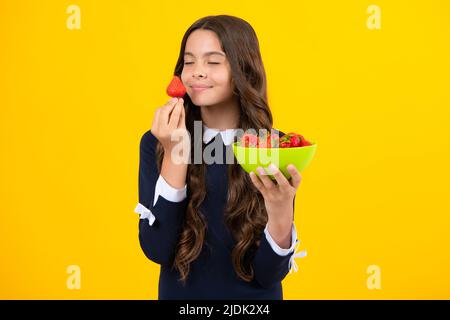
[181,29,235,107]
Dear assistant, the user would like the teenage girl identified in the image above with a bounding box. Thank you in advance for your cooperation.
[135,15,306,300]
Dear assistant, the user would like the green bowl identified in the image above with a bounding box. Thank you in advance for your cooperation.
[232,142,317,180]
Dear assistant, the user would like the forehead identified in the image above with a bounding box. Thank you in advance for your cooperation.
[184,29,225,57]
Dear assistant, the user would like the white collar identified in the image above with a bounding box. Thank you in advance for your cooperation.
[203,124,237,146]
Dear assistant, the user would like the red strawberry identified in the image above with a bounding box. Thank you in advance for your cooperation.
[265,135,271,148]
[279,132,313,148]
[280,136,291,146]
[257,134,269,148]
[289,135,302,147]
[166,75,186,98]
[268,133,280,148]
[301,139,312,146]
[241,133,258,147]
[257,133,275,148]
[293,134,312,146]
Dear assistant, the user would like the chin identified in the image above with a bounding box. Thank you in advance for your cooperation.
[189,95,217,107]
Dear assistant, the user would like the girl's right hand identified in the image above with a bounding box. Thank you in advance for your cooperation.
[151,97,187,153]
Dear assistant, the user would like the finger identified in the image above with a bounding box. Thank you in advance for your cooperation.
[160,98,178,124]
[165,96,178,104]
[168,98,183,129]
[151,108,161,131]
[256,166,277,191]
[268,163,290,190]
[287,164,302,189]
[249,171,266,195]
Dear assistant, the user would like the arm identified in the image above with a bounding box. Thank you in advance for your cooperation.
[253,198,299,289]
[252,226,297,289]
[249,164,306,288]
[136,130,188,266]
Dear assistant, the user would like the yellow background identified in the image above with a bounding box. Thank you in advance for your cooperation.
[1,0,449,299]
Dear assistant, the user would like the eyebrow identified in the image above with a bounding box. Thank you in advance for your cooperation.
[184,51,226,57]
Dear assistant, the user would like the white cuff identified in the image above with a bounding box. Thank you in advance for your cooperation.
[153,175,187,207]
[264,222,298,256]
[264,223,307,273]
[134,203,156,226]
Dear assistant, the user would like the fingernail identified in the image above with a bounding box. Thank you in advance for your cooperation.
[269,163,278,172]
[257,167,265,175]
[170,97,178,103]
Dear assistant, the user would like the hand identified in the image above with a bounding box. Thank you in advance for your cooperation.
[151,97,187,153]
[249,163,302,248]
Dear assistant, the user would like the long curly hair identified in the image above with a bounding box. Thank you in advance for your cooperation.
[155,15,273,285]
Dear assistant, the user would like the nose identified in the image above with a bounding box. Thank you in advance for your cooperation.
[192,65,206,79]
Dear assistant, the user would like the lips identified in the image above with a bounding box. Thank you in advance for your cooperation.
[191,85,213,89]
[190,85,213,92]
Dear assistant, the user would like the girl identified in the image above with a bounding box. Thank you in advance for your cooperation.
[135,15,306,300]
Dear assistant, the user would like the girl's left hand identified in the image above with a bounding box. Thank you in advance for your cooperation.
[249,163,302,246]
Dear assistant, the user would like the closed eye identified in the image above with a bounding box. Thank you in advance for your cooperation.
[183,62,220,65]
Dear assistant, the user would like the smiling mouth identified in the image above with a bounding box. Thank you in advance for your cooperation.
[191,86,212,92]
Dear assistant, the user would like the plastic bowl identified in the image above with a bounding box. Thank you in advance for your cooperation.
[232,142,317,180]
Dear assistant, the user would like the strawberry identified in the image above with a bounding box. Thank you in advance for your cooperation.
[257,134,269,148]
[239,131,312,148]
[278,132,313,148]
[280,141,291,148]
[289,135,302,147]
[301,138,312,146]
[166,75,186,98]
[257,132,272,148]
[293,134,312,146]
[268,133,280,148]
[240,133,258,147]
[280,135,291,144]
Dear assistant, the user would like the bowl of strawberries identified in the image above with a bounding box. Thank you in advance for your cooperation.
[232,131,317,180]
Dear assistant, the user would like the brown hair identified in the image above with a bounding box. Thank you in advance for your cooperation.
[156,15,273,284]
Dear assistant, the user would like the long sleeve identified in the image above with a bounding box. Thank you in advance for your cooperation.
[136,130,188,266]
[252,197,306,289]
[252,227,295,289]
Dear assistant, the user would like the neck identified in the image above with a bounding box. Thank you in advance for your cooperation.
[200,96,240,131]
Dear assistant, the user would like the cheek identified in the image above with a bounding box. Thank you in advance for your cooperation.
[212,67,232,87]
[180,70,189,84]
